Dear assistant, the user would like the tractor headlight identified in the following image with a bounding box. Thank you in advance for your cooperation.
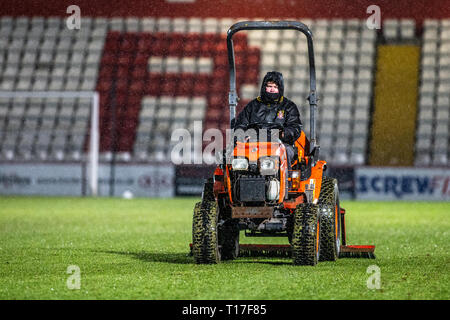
[259,157,278,175]
[232,158,249,170]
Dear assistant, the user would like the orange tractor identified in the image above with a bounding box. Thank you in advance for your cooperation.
[190,21,375,265]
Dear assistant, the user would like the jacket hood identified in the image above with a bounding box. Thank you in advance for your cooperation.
[259,71,284,104]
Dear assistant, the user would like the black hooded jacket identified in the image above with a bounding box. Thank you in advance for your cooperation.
[234,71,303,145]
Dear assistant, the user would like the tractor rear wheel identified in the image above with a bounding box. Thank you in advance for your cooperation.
[292,203,320,266]
[318,177,341,261]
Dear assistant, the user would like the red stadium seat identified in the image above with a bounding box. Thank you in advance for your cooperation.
[183,34,202,56]
[212,68,228,80]
[247,48,260,67]
[220,122,230,133]
[127,96,142,108]
[151,35,170,55]
[203,33,221,44]
[207,106,221,117]
[99,107,110,120]
[214,54,228,68]
[199,41,215,55]
[116,66,130,79]
[176,74,195,95]
[233,33,247,47]
[186,33,202,43]
[114,106,127,120]
[194,75,210,93]
[146,74,162,95]
[121,117,138,131]
[129,81,145,95]
[148,73,162,82]
[99,66,114,80]
[124,105,141,119]
[115,79,129,93]
[120,37,137,52]
[130,66,147,79]
[214,42,227,55]
[115,94,127,107]
[235,51,247,64]
[210,81,227,95]
[168,34,185,56]
[210,94,227,110]
[117,53,133,66]
[244,69,259,83]
[118,134,135,151]
[96,79,112,94]
[104,32,121,51]
[101,53,117,66]
[106,31,121,40]
[204,120,219,131]
[160,74,178,90]
[134,53,149,67]
[234,43,247,54]
[137,35,152,53]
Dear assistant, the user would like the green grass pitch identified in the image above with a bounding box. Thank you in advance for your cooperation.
[0,196,448,300]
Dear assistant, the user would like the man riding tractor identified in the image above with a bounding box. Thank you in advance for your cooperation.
[234,71,302,170]
[190,21,375,266]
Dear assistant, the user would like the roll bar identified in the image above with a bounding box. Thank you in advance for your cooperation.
[227,20,318,150]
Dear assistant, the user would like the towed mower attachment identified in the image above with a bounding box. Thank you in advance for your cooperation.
[238,244,376,259]
[338,208,376,259]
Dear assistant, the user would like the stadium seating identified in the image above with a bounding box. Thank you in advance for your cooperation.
[95,29,257,160]
[0,16,376,164]
[0,16,105,160]
[383,19,416,41]
[0,15,447,166]
[416,19,450,166]
[244,18,377,165]
[126,17,377,164]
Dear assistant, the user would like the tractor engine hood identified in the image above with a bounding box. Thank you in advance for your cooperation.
[233,141,287,164]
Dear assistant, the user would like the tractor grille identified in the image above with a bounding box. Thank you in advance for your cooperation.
[238,176,266,202]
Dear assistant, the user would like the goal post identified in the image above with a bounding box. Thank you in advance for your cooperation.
[89,92,100,196]
[0,91,100,196]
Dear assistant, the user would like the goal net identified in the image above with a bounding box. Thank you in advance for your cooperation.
[0,91,99,195]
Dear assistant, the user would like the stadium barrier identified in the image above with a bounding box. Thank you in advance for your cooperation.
[175,164,215,196]
[0,162,174,197]
[2,162,448,201]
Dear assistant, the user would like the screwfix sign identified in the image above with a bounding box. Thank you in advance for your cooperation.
[355,167,450,201]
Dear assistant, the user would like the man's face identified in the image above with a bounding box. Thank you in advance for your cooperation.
[265,81,279,93]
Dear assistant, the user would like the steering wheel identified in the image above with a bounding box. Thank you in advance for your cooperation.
[242,122,284,142]
[246,122,284,131]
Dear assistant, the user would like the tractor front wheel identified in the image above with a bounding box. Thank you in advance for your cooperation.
[192,200,221,264]
[318,177,341,261]
[292,203,320,266]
